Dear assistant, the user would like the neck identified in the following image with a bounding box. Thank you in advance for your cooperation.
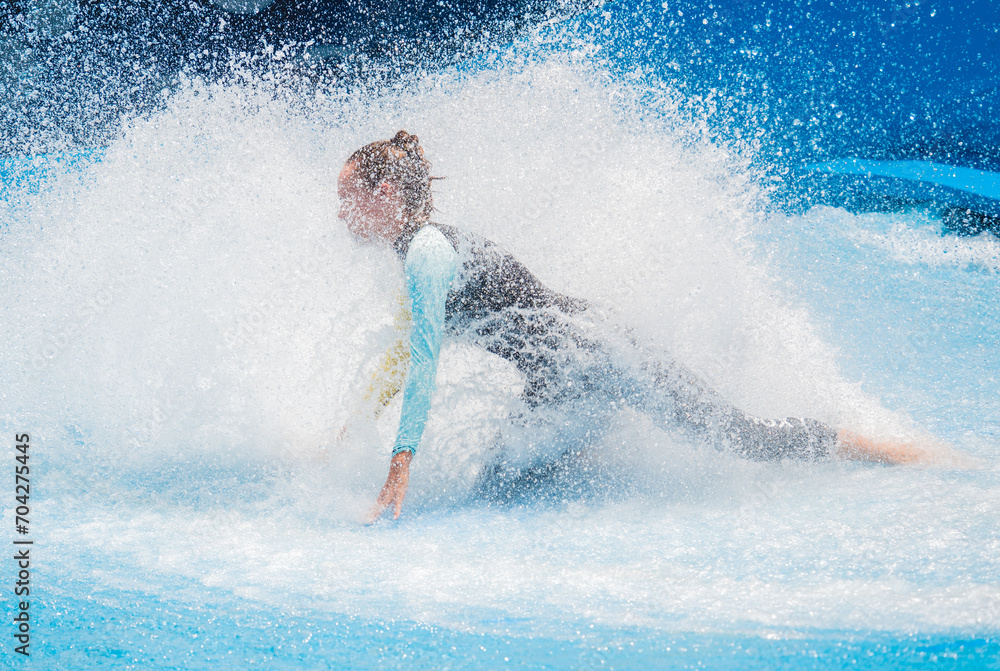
[390,217,422,242]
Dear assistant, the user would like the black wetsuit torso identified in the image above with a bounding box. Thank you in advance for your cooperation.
[394,223,591,405]
[393,223,837,462]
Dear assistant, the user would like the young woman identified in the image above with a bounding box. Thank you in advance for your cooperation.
[338,131,941,522]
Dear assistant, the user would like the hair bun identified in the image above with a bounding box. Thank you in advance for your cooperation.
[392,130,420,152]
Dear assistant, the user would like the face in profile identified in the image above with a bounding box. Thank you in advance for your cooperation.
[337,161,377,242]
[338,160,408,244]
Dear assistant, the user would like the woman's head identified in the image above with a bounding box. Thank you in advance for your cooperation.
[338,130,434,243]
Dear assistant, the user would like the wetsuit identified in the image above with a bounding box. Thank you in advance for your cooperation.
[389,223,838,467]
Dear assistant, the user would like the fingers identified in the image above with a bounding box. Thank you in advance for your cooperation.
[367,489,401,524]
[389,467,409,520]
[365,478,394,524]
[366,489,390,524]
[366,453,411,524]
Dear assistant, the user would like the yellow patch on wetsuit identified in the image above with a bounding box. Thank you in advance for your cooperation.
[361,293,411,416]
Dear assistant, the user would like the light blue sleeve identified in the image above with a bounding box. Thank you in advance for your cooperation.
[392,227,458,456]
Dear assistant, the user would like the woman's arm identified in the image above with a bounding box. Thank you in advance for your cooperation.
[368,227,457,522]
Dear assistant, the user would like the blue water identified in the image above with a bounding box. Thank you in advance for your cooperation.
[758,207,1000,443]
[3,14,1000,671]
[19,586,1000,669]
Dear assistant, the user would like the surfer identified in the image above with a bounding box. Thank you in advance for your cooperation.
[338,131,943,522]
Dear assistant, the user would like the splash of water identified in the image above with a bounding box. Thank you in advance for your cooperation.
[2,45,997,656]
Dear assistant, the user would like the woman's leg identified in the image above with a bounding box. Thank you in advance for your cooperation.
[627,356,955,465]
[619,356,838,461]
[504,313,840,463]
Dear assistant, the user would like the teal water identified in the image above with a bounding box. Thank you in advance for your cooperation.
[2,27,999,671]
[11,584,1000,669]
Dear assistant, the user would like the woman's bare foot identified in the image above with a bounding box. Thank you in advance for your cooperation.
[834,429,978,467]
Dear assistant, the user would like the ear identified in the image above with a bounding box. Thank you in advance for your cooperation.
[377,181,397,198]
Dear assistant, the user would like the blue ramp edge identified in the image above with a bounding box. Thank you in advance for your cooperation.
[801,159,1000,218]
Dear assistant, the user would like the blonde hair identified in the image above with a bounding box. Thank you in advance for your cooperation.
[347,130,435,224]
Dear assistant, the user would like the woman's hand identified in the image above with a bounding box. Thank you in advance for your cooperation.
[367,450,413,523]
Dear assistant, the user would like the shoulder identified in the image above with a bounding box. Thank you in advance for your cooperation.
[407,225,456,262]
[405,226,458,277]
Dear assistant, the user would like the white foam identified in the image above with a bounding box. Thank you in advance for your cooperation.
[4,48,995,639]
[815,205,1000,272]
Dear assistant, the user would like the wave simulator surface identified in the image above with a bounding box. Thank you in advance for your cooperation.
[1,2,998,669]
